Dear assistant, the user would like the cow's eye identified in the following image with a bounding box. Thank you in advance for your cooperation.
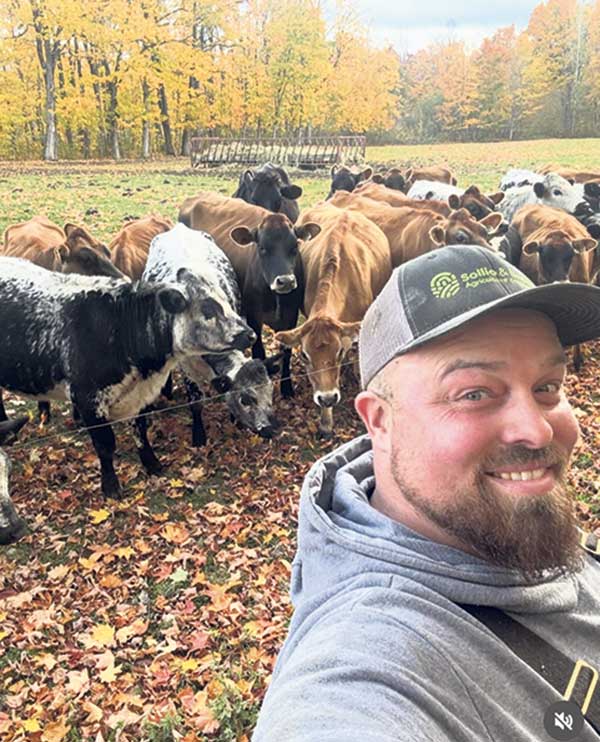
[553,189,562,196]
[201,298,223,319]
[455,231,467,243]
[240,393,255,406]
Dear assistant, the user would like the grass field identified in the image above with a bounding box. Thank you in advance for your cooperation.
[2,139,600,740]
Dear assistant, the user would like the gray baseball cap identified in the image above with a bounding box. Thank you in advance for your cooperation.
[359,245,600,389]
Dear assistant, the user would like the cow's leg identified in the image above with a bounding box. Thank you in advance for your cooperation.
[133,410,163,474]
[574,343,584,372]
[317,407,334,439]
[0,391,7,423]
[280,346,294,398]
[161,373,174,401]
[79,408,121,499]
[38,401,51,423]
[0,450,27,545]
[184,376,207,447]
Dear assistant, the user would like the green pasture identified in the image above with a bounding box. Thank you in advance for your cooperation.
[2,138,600,241]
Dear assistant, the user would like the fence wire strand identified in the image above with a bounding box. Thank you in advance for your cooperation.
[5,355,360,454]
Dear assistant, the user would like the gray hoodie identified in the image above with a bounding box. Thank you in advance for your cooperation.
[253,435,600,742]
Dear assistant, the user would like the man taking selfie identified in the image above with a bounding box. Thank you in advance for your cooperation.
[253,245,600,741]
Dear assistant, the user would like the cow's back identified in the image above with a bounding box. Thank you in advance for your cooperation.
[3,216,65,268]
[300,210,391,320]
[110,215,173,280]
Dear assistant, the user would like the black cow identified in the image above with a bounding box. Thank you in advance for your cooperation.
[233,163,302,223]
[371,168,406,191]
[0,247,253,499]
[327,165,373,199]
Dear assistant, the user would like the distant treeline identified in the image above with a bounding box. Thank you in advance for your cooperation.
[0,0,598,160]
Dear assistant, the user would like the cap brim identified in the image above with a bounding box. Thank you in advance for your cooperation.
[399,281,600,355]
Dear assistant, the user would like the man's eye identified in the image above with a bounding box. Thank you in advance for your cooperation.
[459,389,488,402]
[537,382,561,394]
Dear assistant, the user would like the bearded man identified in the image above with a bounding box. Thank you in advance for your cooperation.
[253,245,600,742]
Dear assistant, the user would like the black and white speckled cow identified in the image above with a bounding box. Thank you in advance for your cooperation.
[142,224,278,449]
[0,236,254,498]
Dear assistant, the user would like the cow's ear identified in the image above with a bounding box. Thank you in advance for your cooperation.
[573,238,597,253]
[98,242,111,258]
[340,320,361,345]
[58,244,70,259]
[405,168,413,182]
[586,223,600,240]
[464,185,481,196]
[230,226,257,246]
[63,223,79,237]
[274,328,303,347]
[281,184,302,200]
[243,169,254,185]
[448,194,461,210]
[451,177,458,186]
[371,173,385,184]
[522,240,540,255]
[358,167,373,182]
[294,222,321,241]
[158,285,188,314]
[533,182,546,198]
[429,225,446,246]
[488,190,505,204]
[584,182,600,199]
[480,212,503,231]
[331,164,339,178]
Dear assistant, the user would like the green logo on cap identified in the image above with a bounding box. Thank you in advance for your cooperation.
[430,272,461,299]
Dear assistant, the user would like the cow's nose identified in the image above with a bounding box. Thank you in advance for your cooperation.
[273,275,297,293]
[232,329,256,350]
[257,424,277,439]
[315,391,341,408]
[496,221,509,235]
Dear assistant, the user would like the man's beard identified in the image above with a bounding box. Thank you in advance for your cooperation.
[391,441,584,582]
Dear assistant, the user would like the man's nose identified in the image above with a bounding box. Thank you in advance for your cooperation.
[500,395,554,449]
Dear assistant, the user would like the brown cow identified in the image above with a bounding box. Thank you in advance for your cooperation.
[538,165,600,183]
[109,214,174,280]
[2,216,124,278]
[327,197,502,267]
[405,165,457,188]
[511,204,600,369]
[178,191,320,397]
[278,206,391,437]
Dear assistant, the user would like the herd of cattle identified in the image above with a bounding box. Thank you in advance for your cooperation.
[1,160,600,545]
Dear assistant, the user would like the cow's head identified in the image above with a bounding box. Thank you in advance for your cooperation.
[429,209,503,249]
[231,214,320,294]
[163,268,255,356]
[533,174,587,215]
[276,316,360,408]
[522,230,596,284]
[327,165,373,199]
[0,446,28,545]
[60,223,127,280]
[225,359,280,439]
[449,186,508,233]
[242,169,302,213]
[372,168,406,192]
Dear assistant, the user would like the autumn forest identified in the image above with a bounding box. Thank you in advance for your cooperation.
[1,0,599,161]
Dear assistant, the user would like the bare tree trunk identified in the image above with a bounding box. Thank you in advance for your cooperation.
[142,78,151,158]
[181,128,191,156]
[157,83,175,156]
[39,38,60,160]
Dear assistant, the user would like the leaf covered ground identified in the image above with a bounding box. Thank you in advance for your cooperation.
[2,143,600,740]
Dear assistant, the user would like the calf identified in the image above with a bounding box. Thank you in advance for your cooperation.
[179,191,320,397]
[278,207,391,437]
[327,165,373,198]
[404,165,457,188]
[3,216,124,279]
[233,163,302,223]
[506,204,600,369]
[0,240,253,498]
[110,214,173,280]
[499,173,588,223]
[328,198,501,267]
[141,226,278,448]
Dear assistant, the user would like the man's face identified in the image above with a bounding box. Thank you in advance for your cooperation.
[382,309,582,579]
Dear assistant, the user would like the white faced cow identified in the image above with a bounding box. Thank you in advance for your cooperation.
[498,173,589,223]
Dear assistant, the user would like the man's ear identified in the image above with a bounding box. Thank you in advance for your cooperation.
[354,390,393,453]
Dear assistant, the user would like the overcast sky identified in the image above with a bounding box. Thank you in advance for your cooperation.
[329,0,542,54]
